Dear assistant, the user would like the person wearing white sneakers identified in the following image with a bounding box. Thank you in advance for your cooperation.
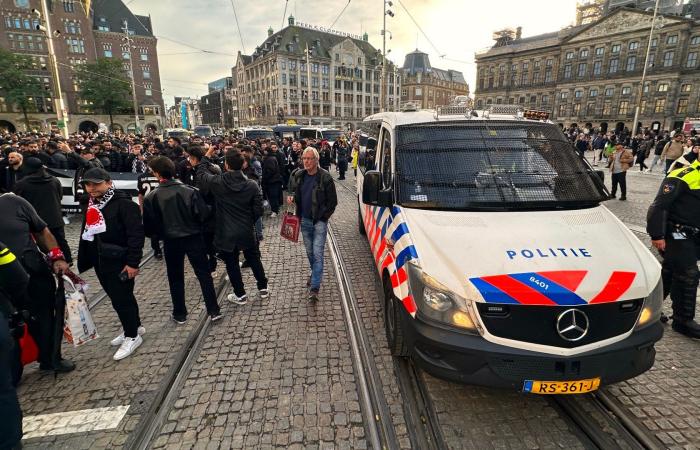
[77,168,145,361]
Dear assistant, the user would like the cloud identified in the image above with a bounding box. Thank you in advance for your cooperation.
[129,0,579,106]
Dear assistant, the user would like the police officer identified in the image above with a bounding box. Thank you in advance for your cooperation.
[0,242,29,449]
[647,159,700,338]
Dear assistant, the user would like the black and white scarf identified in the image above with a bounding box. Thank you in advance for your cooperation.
[81,186,115,241]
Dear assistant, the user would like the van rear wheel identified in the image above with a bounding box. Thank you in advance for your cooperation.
[358,202,366,235]
[384,277,409,357]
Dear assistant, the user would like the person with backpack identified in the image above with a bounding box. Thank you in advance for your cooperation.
[142,156,222,324]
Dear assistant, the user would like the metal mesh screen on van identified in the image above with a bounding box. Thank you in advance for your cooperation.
[394,121,608,210]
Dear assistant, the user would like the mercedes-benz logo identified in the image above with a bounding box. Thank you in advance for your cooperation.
[556,309,590,342]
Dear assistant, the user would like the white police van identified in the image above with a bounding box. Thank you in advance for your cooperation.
[238,126,275,140]
[299,127,344,144]
[356,105,663,393]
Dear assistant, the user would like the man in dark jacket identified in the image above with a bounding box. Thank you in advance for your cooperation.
[289,147,338,301]
[262,147,283,216]
[45,141,68,169]
[13,158,72,264]
[143,157,221,323]
[195,150,268,305]
[0,152,24,193]
[77,168,145,361]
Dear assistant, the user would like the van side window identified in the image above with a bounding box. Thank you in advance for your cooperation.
[380,128,392,189]
[362,137,377,173]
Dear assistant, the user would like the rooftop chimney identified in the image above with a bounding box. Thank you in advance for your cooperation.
[363,32,368,42]
[516,26,522,40]
[288,15,295,26]
[268,26,273,37]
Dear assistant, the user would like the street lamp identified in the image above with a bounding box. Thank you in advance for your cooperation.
[632,0,662,135]
[34,2,68,137]
[381,0,394,112]
[122,20,141,134]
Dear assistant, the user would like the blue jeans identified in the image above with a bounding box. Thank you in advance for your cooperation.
[301,218,327,291]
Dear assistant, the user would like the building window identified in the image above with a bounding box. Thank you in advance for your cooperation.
[622,86,631,95]
[618,101,629,115]
[658,83,669,92]
[626,56,636,71]
[593,60,602,75]
[602,102,612,115]
[322,64,329,75]
[65,20,81,34]
[666,35,678,45]
[587,103,595,115]
[577,63,587,77]
[691,36,700,45]
[608,58,618,73]
[415,87,422,97]
[572,103,581,116]
[611,44,621,54]
[574,90,583,99]
[558,104,568,116]
[560,91,569,100]
[589,88,598,97]
[289,60,296,70]
[563,64,572,79]
[681,83,692,92]
[677,98,688,114]
[594,47,604,56]
[565,51,574,60]
[686,52,697,68]
[122,51,130,60]
[142,70,150,79]
[63,1,75,12]
[140,50,148,61]
[66,38,85,54]
[104,49,112,57]
[97,17,109,31]
[605,87,614,97]
[663,51,674,67]
[654,98,665,113]
[579,48,589,58]
[541,95,549,105]
[628,41,639,51]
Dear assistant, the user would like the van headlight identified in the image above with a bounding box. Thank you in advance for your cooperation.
[635,277,663,330]
[407,261,479,334]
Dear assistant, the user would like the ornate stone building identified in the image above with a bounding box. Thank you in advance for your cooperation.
[474,7,700,134]
[0,0,165,134]
[400,49,470,109]
[234,16,400,129]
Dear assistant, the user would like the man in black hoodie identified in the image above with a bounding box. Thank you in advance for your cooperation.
[77,168,145,361]
[195,150,268,305]
[13,158,72,264]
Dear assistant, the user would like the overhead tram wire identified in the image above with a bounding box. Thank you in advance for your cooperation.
[280,0,289,31]
[329,0,352,29]
[54,61,167,94]
[228,0,247,54]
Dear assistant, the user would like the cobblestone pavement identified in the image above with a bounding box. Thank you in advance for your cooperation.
[18,248,214,449]
[149,214,367,450]
[333,173,587,449]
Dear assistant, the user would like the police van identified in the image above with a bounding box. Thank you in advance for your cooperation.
[237,126,275,140]
[299,127,344,144]
[356,105,663,393]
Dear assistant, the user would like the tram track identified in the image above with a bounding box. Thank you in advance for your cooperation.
[86,250,157,310]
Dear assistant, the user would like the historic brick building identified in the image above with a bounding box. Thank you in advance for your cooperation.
[400,49,469,109]
[474,7,700,134]
[0,0,164,134]
[234,16,400,129]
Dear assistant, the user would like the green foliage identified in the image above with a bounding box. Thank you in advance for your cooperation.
[0,48,46,127]
[75,58,132,129]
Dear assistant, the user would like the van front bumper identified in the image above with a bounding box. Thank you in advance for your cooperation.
[403,310,664,389]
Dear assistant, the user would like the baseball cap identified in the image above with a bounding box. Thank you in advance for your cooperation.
[82,167,111,183]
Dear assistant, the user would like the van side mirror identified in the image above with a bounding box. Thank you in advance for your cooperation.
[362,170,392,207]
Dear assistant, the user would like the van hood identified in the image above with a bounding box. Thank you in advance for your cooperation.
[400,205,660,306]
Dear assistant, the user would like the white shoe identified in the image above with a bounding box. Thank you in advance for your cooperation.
[113,335,143,360]
[110,326,146,346]
[259,288,269,299]
[227,293,248,305]
[270,212,277,218]
[62,216,70,225]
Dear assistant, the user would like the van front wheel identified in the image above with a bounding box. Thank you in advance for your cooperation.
[384,278,409,357]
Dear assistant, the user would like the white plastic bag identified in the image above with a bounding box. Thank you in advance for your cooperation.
[62,274,99,347]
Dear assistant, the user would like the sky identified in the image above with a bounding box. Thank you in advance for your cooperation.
[128,0,581,107]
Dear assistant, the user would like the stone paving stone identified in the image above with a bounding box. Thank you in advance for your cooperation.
[150,210,367,449]
[18,232,215,449]
[332,174,586,449]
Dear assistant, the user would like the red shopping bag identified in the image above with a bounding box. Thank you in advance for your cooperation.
[19,323,39,366]
[280,212,300,242]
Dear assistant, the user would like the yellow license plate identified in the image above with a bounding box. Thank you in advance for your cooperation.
[523,378,600,395]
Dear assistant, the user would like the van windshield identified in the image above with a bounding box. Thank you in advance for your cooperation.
[321,130,343,141]
[394,122,607,211]
[245,130,275,140]
[300,129,317,139]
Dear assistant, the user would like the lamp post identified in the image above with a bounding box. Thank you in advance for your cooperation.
[631,0,661,135]
[381,1,394,112]
[122,19,141,134]
[304,43,313,125]
[35,1,68,137]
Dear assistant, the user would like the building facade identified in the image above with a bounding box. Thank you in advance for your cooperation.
[400,49,469,109]
[0,0,165,134]
[200,76,236,130]
[474,7,700,134]
[235,16,400,129]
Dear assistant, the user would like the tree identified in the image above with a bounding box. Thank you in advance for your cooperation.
[75,58,132,131]
[0,48,46,131]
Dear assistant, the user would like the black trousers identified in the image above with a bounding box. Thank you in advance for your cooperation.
[0,317,22,450]
[23,266,61,366]
[50,226,73,264]
[220,245,267,297]
[611,171,627,198]
[150,236,161,254]
[661,236,700,321]
[163,235,220,317]
[338,160,348,179]
[95,267,141,338]
[264,183,282,214]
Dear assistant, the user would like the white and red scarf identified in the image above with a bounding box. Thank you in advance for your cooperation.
[81,187,115,242]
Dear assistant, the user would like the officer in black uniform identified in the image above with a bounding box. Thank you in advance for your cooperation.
[137,166,163,259]
[0,242,29,449]
[647,160,700,338]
